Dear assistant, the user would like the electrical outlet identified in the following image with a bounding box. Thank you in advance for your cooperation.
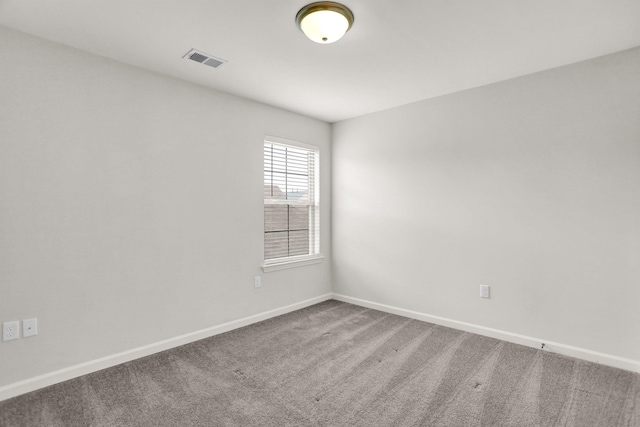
[23,318,38,337]
[254,276,261,288]
[3,321,20,342]
[480,285,490,299]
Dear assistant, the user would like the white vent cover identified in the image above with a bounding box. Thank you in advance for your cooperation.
[183,49,227,69]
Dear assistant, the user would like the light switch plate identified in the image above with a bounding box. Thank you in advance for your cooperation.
[23,318,38,337]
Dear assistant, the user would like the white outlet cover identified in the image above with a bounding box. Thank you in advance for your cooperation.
[480,285,490,299]
[254,276,261,288]
[23,318,38,337]
[3,321,20,342]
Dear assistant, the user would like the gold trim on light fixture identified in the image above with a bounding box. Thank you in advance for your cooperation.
[296,2,354,44]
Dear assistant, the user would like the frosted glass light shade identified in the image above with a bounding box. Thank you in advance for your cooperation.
[300,10,349,43]
[296,2,354,44]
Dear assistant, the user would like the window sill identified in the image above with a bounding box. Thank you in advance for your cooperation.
[262,255,324,272]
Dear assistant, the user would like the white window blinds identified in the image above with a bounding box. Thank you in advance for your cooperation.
[264,137,319,261]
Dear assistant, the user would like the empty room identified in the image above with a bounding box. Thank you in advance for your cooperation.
[1,1,639,426]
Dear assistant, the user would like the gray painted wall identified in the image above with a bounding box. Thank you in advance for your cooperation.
[0,26,332,388]
[332,47,640,362]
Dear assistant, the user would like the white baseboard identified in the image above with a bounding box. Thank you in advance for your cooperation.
[0,293,333,402]
[3,291,636,402]
[332,293,640,373]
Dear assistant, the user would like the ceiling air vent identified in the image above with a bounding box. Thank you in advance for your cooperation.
[183,49,227,69]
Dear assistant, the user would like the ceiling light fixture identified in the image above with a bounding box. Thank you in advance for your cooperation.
[296,2,354,44]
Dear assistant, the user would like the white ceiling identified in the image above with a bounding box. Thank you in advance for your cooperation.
[1,1,639,123]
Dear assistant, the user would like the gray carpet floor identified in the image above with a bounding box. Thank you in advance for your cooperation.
[1,300,638,426]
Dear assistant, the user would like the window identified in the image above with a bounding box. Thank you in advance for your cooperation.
[263,136,320,269]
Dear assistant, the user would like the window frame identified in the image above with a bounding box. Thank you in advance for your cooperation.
[262,135,323,272]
